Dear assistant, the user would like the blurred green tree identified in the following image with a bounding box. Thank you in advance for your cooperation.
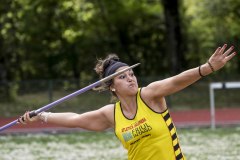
[0,0,239,100]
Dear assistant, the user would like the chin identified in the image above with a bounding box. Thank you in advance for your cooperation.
[129,87,138,94]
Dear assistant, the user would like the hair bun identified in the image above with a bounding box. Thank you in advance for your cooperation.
[103,54,119,71]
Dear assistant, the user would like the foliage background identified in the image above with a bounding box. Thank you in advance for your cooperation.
[0,0,239,112]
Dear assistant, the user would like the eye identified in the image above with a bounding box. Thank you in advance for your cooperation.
[130,72,135,77]
[119,74,126,79]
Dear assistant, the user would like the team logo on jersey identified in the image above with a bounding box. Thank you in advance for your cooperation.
[121,117,152,143]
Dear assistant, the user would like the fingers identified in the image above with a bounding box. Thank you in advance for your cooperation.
[214,44,232,56]
[26,111,34,122]
[225,52,237,62]
[18,115,27,125]
[222,46,234,57]
[213,47,221,56]
[213,44,237,59]
[218,44,228,55]
[209,44,237,71]
[220,44,237,62]
[18,111,33,125]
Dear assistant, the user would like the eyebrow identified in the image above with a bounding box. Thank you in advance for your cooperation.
[119,69,134,74]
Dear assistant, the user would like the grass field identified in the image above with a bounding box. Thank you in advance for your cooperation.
[1,127,240,160]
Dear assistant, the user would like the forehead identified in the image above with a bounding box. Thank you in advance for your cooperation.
[116,66,133,73]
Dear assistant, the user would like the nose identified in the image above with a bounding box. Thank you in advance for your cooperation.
[127,75,133,82]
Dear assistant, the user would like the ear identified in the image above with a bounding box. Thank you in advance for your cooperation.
[110,85,116,92]
[111,88,116,92]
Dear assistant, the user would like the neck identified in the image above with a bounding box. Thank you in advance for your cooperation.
[118,94,137,118]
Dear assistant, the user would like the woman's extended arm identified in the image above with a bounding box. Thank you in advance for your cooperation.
[19,104,114,131]
[143,44,237,98]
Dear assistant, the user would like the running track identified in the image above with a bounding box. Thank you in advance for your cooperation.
[0,108,240,134]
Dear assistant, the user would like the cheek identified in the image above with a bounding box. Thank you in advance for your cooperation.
[112,79,122,88]
[113,80,125,88]
[112,80,128,91]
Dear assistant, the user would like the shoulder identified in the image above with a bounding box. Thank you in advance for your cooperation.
[140,79,167,99]
[99,104,115,112]
[140,86,153,100]
[99,104,115,127]
[140,87,167,112]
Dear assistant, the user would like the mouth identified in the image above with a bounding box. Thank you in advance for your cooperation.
[129,83,135,88]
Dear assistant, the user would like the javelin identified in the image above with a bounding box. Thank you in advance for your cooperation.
[0,63,140,132]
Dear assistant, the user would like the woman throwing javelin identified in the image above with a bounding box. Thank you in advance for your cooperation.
[19,44,236,160]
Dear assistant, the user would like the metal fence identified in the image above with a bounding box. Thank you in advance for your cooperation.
[0,77,240,119]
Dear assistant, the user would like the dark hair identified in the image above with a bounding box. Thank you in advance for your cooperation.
[94,54,120,81]
[94,54,120,101]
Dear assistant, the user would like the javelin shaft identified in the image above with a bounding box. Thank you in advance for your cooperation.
[0,63,140,132]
